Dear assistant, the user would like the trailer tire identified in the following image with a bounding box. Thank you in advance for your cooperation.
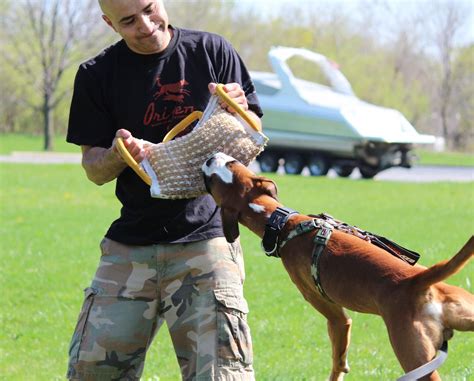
[334,165,355,178]
[258,152,279,173]
[359,166,379,179]
[307,154,330,176]
[284,153,305,175]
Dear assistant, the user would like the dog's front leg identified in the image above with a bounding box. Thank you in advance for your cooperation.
[298,286,352,381]
[283,252,353,380]
[326,310,352,381]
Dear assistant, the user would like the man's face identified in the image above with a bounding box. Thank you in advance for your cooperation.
[101,0,170,55]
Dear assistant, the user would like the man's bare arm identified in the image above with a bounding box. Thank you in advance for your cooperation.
[81,145,127,185]
[81,129,146,185]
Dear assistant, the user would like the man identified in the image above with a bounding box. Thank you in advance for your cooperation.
[66,0,262,379]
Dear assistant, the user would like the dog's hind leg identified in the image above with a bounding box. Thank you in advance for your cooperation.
[436,283,474,332]
[385,318,443,381]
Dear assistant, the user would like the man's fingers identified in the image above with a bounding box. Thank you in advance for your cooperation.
[113,130,145,163]
[127,140,146,163]
[116,129,131,139]
[208,82,217,94]
[209,82,249,113]
[221,83,248,112]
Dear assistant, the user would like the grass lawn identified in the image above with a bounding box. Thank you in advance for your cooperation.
[417,149,474,167]
[0,134,80,154]
[0,163,473,380]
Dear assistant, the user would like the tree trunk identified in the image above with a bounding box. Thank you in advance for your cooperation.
[439,67,452,148]
[43,93,54,151]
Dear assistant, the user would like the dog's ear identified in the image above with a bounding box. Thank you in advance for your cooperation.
[257,178,278,200]
[221,208,240,243]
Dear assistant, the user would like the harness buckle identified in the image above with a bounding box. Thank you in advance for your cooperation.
[312,219,333,244]
[314,225,333,245]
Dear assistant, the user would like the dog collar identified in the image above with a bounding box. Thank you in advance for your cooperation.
[262,206,298,257]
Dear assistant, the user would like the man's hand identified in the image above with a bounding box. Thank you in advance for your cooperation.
[208,82,262,131]
[81,129,147,185]
[208,82,248,114]
[112,129,146,164]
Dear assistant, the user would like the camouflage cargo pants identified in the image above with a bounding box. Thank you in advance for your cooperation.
[67,237,254,381]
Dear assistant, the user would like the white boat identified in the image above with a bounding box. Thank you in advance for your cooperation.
[251,46,435,178]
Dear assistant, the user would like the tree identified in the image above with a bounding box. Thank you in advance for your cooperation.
[450,44,474,149]
[1,0,112,150]
[424,0,471,148]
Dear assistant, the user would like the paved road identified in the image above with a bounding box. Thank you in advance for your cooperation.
[1,151,473,183]
[358,165,474,183]
[248,161,474,183]
[0,151,82,164]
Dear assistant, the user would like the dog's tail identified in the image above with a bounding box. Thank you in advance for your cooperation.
[410,236,474,290]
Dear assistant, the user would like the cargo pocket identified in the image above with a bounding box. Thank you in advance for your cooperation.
[68,287,97,364]
[214,288,253,368]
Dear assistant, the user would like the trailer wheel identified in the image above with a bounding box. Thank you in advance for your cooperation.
[307,154,329,176]
[258,152,279,173]
[334,165,355,178]
[359,166,379,179]
[284,153,305,175]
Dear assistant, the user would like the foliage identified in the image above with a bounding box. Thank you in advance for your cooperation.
[1,163,473,380]
[450,43,474,150]
[0,0,116,150]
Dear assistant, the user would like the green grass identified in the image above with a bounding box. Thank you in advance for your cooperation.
[1,163,473,380]
[0,133,79,154]
[417,149,474,167]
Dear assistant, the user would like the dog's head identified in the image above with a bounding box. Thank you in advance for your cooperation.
[202,152,278,242]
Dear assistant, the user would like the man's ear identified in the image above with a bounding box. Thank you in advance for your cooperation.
[102,15,117,32]
[221,208,240,243]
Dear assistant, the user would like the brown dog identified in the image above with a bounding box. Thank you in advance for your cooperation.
[202,152,474,381]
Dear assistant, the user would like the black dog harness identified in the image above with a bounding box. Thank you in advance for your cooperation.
[262,209,421,302]
[311,213,421,266]
[262,208,335,302]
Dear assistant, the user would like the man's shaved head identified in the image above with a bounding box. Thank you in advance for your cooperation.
[97,0,171,55]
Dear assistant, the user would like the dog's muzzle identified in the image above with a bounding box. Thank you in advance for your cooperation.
[202,153,238,194]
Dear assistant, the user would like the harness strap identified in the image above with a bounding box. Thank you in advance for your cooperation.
[397,341,448,381]
[280,218,319,249]
[311,221,334,302]
[278,217,335,302]
[311,213,420,266]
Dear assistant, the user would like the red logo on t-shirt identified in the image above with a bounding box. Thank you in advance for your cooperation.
[144,77,194,128]
[154,78,190,102]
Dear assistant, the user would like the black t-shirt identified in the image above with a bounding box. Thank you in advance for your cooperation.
[67,27,262,245]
